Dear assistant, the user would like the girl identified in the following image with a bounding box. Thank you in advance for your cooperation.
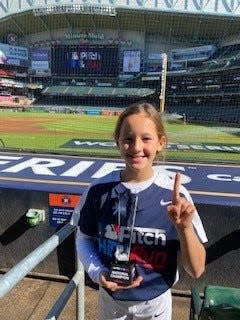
[75,102,207,320]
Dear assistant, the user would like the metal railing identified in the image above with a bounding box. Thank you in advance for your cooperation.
[0,223,85,320]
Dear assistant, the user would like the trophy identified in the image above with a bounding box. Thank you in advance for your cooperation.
[108,244,136,285]
[108,193,138,285]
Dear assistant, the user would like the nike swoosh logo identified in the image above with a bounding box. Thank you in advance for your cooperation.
[160,199,172,206]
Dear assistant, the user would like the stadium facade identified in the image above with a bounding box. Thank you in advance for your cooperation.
[0,0,240,124]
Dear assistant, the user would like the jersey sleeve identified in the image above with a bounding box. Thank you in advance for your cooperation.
[76,230,108,284]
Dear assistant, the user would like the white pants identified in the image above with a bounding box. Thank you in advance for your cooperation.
[98,287,172,320]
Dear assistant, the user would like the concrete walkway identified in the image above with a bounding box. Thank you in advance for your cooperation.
[0,277,191,319]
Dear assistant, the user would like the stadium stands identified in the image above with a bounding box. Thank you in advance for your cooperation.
[42,85,155,98]
[0,2,240,125]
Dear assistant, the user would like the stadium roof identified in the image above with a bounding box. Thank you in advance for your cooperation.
[1,0,240,18]
[1,6,240,46]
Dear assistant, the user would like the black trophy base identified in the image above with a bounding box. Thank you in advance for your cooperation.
[108,261,136,285]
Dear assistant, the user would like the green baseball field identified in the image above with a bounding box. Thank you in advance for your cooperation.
[0,111,239,164]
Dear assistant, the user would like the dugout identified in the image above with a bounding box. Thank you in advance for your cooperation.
[0,186,239,292]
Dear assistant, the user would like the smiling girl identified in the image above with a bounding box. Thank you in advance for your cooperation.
[76,102,207,320]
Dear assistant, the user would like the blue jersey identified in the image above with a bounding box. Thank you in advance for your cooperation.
[79,170,207,301]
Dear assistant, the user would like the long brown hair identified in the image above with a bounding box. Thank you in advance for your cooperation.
[114,102,167,144]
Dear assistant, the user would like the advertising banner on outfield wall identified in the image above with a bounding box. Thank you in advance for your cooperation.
[0,43,28,67]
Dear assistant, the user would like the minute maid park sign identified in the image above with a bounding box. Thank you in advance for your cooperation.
[1,0,240,19]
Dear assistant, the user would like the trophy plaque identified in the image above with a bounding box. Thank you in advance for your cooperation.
[108,244,136,285]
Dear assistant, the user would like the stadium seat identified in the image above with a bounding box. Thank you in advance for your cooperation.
[189,285,240,320]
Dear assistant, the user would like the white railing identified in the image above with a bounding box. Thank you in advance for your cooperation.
[0,223,85,320]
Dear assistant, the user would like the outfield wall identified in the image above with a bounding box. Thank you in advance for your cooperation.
[0,188,239,291]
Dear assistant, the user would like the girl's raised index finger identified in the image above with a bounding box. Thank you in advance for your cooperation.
[172,172,181,204]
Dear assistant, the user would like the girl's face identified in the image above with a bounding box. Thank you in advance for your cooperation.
[118,112,166,179]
